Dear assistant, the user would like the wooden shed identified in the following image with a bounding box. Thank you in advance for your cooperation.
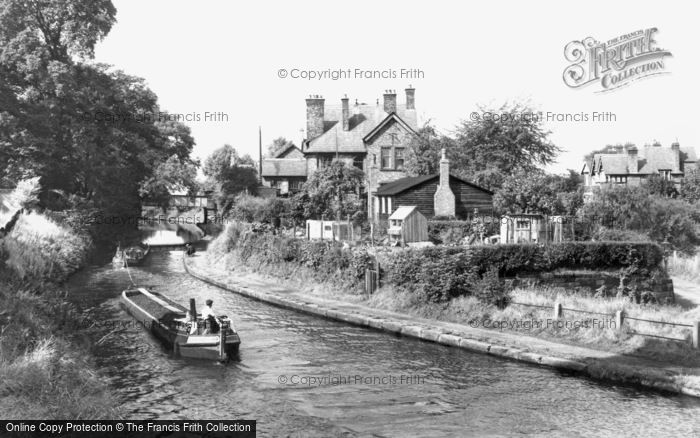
[387,206,428,245]
[500,214,546,244]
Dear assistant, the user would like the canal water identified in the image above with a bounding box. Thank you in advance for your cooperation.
[65,249,700,437]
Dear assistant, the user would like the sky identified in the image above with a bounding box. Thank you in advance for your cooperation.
[93,0,699,175]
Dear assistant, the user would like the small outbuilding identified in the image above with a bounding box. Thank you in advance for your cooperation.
[500,213,546,244]
[387,206,428,245]
[306,219,358,241]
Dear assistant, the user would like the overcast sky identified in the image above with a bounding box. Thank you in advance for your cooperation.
[94,0,698,175]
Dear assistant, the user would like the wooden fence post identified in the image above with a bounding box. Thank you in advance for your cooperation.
[693,321,699,349]
[553,302,562,319]
[615,310,624,331]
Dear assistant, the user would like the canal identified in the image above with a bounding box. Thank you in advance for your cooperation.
[65,249,700,437]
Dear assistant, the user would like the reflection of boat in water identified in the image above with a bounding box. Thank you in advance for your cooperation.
[121,287,241,361]
[124,244,150,266]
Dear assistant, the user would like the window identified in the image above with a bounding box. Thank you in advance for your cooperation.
[353,156,364,169]
[395,148,405,170]
[380,147,405,170]
[611,176,627,184]
[381,148,392,169]
[660,170,671,181]
[319,156,333,169]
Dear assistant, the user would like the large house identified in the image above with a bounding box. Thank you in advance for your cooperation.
[261,88,495,221]
[581,141,697,196]
[261,88,419,220]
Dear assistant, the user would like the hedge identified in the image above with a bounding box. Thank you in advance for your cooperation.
[213,222,664,304]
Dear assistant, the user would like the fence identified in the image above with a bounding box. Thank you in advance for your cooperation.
[510,300,700,349]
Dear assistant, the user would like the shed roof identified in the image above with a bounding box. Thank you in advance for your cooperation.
[375,174,493,196]
[261,159,307,177]
[389,205,419,220]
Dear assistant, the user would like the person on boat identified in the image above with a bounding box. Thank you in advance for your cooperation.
[185,243,196,256]
[200,299,220,334]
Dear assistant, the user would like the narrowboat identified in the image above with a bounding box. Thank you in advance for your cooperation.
[121,287,240,361]
[124,243,150,266]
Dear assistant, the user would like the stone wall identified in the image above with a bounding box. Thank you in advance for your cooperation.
[509,271,675,303]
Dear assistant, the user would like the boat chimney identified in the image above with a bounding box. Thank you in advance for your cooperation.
[189,298,197,321]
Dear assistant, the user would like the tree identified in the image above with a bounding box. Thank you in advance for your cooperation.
[403,123,452,176]
[494,169,582,216]
[451,102,561,191]
[582,184,700,253]
[0,0,196,229]
[203,145,258,212]
[680,169,700,204]
[139,155,199,208]
[645,174,678,198]
[267,137,295,158]
[290,161,364,221]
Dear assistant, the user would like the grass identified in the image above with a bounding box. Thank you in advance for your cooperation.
[0,209,120,419]
[668,251,700,282]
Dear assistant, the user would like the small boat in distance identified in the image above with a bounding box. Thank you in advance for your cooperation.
[112,245,125,268]
[124,243,150,266]
[121,287,241,361]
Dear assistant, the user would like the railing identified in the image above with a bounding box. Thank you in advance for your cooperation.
[510,301,700,349]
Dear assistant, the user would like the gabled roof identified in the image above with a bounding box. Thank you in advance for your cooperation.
[375,173,493,196]
[304,102,418,154]
[261,159,307,177]
[595,154,630,174]
[273,144,302,158]
[362,113,416,143]
[389,205,421,220]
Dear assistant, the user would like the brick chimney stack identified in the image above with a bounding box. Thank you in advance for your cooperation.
[305,95,325,140]
[434,148,455,217]
[341,95,350,131]
[626,144,638,173]
[405,86,415,110]
[672,141,680,172]
[383,90,397,114]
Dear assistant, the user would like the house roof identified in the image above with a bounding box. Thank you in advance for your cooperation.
[587,144,697,176]
[375,173,493,196]
[595,154,630,174]
[272,144,302,158]
[261,159,307,177]
[389,205,420,220]
[304,102,418,154]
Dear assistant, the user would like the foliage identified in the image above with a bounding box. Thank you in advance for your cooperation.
[582,184,700,254]
[290,161,364,222]
[203,145,259,213]
[450,101,561,191]
[266,137,295,158]
[0,1,195,225]
[403,123,452,176]
[645,174,679,198]
[681,168,700,204]
[228,194,289,225]
[494,169,583,216]
[138,155,199,208]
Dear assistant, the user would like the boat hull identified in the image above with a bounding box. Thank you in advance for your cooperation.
[121,288,240,361]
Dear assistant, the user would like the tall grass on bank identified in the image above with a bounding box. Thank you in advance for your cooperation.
[668,251,700,282]
[0,210,119,419]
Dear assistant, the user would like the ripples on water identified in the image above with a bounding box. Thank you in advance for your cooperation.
[65,250,700,437]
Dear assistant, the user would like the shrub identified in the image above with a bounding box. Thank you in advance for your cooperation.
[475,268,509,308]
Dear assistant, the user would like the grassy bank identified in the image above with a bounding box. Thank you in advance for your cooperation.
[0,212,121,419]
[669,251,700,282]
[208,222,700,366]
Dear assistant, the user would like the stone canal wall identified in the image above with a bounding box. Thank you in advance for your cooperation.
[183,255,700,398]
